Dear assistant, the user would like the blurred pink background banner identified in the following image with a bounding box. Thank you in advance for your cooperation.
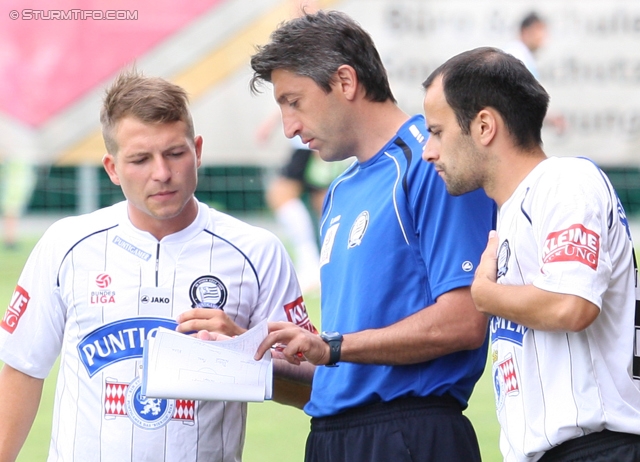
[0,0,225,127]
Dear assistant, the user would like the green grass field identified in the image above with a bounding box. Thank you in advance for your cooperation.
[0,235,502,462]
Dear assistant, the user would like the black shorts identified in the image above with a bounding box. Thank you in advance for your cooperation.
[539,429,640,462]
[304,395,481,462]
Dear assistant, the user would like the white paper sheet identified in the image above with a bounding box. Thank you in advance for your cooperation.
[141,319,272,402]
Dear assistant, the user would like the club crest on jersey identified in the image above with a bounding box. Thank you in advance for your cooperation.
[490,316,528,346]
[1,285,30,334]
[543,224,600,270]
[125,376,175,429]
[493,353,520,410]
[284,296,317,333]
[88,272,116,305]
[105,378,195,427]
[78,317,178,377]
[497,240,510,278]
[189,275,228,309]
[348,211,369,249]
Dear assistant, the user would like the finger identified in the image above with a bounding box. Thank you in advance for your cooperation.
[255,336,277,360]
[196,331,231,341]
[177,318,217,332]
[179,308,223,323]
[175,320,196,333]
[176,319,219,335]
[479,231,498,261]
[255,330,289,360]
[486,231,500,261]
[196,330,213,341]
[273,342,305,360]
[176,309,198,324]
[270,349,288,361]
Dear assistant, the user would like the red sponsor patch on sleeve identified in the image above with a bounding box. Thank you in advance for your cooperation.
[1,285,30,333]
[542,224,600,270]
[284,296,318,334]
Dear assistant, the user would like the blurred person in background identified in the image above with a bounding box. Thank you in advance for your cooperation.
[0,156,37,249]
[503,11,566,135]
[503,12,547,80]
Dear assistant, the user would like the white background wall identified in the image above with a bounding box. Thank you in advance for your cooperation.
[195,0,640,166]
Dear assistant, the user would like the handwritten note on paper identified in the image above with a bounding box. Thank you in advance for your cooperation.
[141,319,272,402]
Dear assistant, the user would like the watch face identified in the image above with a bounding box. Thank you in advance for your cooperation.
[321,331,342,341]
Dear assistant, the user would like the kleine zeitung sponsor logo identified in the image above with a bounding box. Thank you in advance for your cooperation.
[1,285,30,333]
[542,224,600,270]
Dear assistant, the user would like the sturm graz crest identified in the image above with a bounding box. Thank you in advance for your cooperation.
[497,240,510,278]
[125,376,175,429]
[189,275,228,309]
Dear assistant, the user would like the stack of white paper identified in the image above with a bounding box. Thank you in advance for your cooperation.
[141,319,272,402]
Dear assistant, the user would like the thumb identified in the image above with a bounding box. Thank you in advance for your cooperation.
[486,230,499,253]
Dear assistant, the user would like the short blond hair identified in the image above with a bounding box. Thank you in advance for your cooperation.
[100,69,195,154]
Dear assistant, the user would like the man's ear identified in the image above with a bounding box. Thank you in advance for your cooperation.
[194,136,203,168]
[474,108,498,147]
[102,153,121,186]
[334,64,359,101]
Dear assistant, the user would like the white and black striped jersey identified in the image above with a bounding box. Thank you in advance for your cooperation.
[491,157,640,461]
[0,200,315,462]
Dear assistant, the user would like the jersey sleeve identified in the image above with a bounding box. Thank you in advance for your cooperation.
[0,222,67,379]
[247,230,318,334]
[408,161,496,300]
[530,163,615,308]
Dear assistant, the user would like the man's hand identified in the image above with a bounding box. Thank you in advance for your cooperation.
[255,322,328,366]
[471,230,499,315]
[475,230,499,284]
[176,308,246,337]
[195,330,231,341]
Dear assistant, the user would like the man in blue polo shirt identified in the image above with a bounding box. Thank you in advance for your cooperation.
[250,10,496,461]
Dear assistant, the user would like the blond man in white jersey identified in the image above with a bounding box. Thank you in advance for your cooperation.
[0,70,315,462]
[422,47,640,462]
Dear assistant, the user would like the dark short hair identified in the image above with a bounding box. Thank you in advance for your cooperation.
[520,12,544,31]
[100,69,194,155]
[250,10,395,103]
[422,47,549,149]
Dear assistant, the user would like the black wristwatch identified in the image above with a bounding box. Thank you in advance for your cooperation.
[320,331,343,367]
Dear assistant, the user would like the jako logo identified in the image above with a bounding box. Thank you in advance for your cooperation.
[96,273,112,288]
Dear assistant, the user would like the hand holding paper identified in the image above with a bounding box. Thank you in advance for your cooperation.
[142,319,272,402]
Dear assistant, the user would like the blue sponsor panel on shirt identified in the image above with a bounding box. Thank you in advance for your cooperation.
[78,317,178,377]
[490,316,528,346]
